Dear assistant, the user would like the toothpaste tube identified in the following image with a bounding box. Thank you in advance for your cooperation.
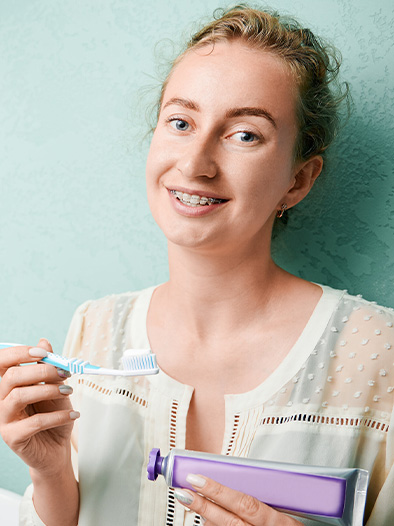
[147,448,368,525]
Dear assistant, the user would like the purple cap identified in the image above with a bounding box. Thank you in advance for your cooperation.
[147,448,162,481]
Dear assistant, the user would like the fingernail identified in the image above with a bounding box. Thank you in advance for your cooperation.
[186,474,206,488]
[57,368,71,378]
[174,489,194,506]
[29,347,48,358]
[69,411,80,420]
[59,385,73,395]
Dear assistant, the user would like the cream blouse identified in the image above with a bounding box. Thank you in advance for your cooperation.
[20,284,394,526]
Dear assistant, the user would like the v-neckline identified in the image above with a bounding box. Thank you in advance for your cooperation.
[130,283,344,408]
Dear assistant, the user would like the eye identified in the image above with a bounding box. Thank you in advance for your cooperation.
[232,131,260,143]
[168,118,190,132]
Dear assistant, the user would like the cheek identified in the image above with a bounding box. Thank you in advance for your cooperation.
[146,138,163,190]
[146,131,173,184]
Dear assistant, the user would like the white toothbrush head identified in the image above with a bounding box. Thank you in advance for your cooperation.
[121,349,159,375]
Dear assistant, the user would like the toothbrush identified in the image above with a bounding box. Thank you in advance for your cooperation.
[0,343,159,376]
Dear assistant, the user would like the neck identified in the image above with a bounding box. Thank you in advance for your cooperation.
[160,239,288,339]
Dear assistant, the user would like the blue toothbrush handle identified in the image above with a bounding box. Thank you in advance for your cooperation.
[41,353,101,374]
[41,353,72,370]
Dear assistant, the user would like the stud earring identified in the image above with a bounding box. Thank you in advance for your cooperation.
[276,203,287,218]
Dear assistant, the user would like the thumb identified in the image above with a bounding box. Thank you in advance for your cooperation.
[36,338,53,353]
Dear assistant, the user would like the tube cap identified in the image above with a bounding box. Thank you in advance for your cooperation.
[147,448,161,481]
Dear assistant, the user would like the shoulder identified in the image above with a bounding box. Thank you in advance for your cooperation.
[63,286,157,361]
[319,285,393,323]
[321,287,394,412]
[337,289,394,330]
[322,286,394,361]
[73,286,157,322]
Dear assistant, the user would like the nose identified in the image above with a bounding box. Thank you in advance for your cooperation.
[176,135,218,179]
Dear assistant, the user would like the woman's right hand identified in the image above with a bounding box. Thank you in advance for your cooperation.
[0,338,79,477]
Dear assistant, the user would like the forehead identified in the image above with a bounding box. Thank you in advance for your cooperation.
[162,40,298,120]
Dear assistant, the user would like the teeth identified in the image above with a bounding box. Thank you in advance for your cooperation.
[171,190,224,206]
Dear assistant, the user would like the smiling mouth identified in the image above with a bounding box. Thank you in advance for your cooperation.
[170,190,227,207]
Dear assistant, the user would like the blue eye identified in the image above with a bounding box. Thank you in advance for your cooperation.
[234,131,258,143]
[170,119,189,131]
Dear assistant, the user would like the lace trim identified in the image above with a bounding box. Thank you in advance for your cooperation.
[165,400,180,525]
[225,414,240,456]
[193,514,203,525]
[165,488,176,526]
[169,399,179,449]
[77,378,148,407]
[259,413,389,432]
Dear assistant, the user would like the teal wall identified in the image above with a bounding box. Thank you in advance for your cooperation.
[0,0,393,495]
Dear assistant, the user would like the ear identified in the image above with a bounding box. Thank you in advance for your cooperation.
[281,155,323,210]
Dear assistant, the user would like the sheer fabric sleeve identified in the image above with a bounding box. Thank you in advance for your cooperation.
[327,302,394,525]
[330,302,394,525]
[18,301,91,526]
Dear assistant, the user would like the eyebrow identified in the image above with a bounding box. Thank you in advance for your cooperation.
[162,97,200,112]
[225,107,277,129]
[162,97,277,129]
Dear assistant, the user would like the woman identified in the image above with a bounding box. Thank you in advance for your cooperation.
[1,5,393,526]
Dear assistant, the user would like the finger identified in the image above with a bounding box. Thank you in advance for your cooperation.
[1,384,74,423]
[0,345,44,373]
[174,488,251,526]
[0,338,54,373]
[1,409,80,448]
[184,475,298,526]
[0,363,71,399]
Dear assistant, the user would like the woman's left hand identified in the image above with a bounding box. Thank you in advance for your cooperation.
[174,474,303,525]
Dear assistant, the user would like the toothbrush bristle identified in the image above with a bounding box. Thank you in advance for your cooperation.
[121,350,158,371]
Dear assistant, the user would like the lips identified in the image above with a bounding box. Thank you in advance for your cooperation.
[166,186,229,216]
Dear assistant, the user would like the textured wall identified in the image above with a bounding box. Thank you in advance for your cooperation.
[0,0,393,495]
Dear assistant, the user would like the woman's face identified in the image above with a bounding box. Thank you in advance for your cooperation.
[146,40,303,254]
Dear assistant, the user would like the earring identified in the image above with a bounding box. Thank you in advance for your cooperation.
[276,203,287,218]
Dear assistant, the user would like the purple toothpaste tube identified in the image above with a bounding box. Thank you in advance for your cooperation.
[147,448,368,526]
